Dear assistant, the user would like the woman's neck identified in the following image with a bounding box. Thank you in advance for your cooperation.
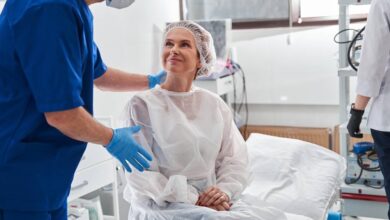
[161,74,193,92]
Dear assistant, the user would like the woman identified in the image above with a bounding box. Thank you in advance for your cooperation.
[122,21,310,220]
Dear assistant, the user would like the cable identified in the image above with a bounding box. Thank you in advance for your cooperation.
[364,182,384,189]
[367,150,379,161]
[345,167,363,185]
[333,29,361,44]
[230,61,249,137]
[232,63,237,118]
[345,150,383,187]
[347,26,365,71]
[357,152,381,172]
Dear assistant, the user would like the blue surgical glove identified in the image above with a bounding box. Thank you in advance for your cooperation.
[148,70,167,89]
[106,125,152,172]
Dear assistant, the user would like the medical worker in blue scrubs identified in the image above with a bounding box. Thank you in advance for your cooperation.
[0,0,165,219]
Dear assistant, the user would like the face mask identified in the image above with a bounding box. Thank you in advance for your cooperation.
[106,0,135,9]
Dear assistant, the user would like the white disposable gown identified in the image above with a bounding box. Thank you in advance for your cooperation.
[357,0,390,131]
[122,85,310,220]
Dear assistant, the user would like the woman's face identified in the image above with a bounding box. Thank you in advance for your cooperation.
[162,28,201,79]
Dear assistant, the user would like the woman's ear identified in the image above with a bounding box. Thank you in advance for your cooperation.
[196,58,202,69]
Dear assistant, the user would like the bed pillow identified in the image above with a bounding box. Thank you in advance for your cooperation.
[243,133,346,220]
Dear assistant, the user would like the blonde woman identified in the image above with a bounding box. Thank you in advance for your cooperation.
[123,21,312,220]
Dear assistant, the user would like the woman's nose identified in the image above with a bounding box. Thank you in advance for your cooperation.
[170,45,179,55]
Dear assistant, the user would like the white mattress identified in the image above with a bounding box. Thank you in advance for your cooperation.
[243,133,346,220]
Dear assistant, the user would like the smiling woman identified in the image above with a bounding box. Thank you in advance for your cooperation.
[121,20,313,220]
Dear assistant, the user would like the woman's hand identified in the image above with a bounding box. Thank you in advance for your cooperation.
[196,186,231,211]
[205,203,230,211]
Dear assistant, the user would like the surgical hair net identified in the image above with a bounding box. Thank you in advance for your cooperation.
[162,21,217,77]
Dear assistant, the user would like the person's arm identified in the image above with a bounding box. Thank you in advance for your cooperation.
[44,107,113,146]
[124,96,199,206]
[11,4,151,172]
[214,99,250,202]
[348,0,390,137]
[353,95,371,110]
[45,106,152,172]
[94,67,149,92]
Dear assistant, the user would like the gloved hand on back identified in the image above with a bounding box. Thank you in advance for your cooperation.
[148,70,167,89]
[106,125,152,172]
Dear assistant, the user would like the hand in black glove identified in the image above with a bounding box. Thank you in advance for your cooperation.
[347,104,364,138]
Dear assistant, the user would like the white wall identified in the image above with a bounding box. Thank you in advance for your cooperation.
[231,24,362,128]
[90,1,180,127]
[0,1,5,12]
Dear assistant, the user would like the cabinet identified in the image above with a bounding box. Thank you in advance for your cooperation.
[68,117,120,220]
[337,0,388,218]
[193,75,234,107]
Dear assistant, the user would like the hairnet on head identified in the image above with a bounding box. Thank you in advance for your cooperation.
[163,21,216,77]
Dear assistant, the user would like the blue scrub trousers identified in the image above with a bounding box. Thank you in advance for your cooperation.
[0,203,66,220]
[371,129,390,218]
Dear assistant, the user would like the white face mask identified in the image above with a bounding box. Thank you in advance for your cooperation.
[106,0,135,9]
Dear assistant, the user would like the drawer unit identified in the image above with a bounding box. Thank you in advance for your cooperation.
[193,75,233,96]
[77,143,111,171]
[69,159,116,202]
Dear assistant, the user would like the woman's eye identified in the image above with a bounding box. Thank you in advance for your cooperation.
[165,42,173,47]
[181,43,191,48]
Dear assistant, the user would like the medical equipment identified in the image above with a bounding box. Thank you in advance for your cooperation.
[352,141,374,154]
[345,142,384,188]
[327,211,342,220]
[106,0,135,9]
[231,60,248,133]
[347,27,365,71]
[333,27,365,71]
[69,197,104,220]
[68,206,89,220]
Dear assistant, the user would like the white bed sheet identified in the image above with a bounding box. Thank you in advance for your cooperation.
[243,133,346,220]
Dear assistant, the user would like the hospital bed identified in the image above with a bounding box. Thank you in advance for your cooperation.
[243,133,346,220]
[120,133,345,220]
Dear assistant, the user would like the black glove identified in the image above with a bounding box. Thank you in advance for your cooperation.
[347,104,364,138]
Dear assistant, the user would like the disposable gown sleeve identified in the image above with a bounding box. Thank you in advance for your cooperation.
[124,96,199,206]
[356,0,390,98]
[215,99,250,202]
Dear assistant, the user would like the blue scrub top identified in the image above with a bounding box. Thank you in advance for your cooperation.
[0,0,107,211]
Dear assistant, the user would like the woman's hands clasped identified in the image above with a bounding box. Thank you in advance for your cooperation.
[196,186,231,211]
